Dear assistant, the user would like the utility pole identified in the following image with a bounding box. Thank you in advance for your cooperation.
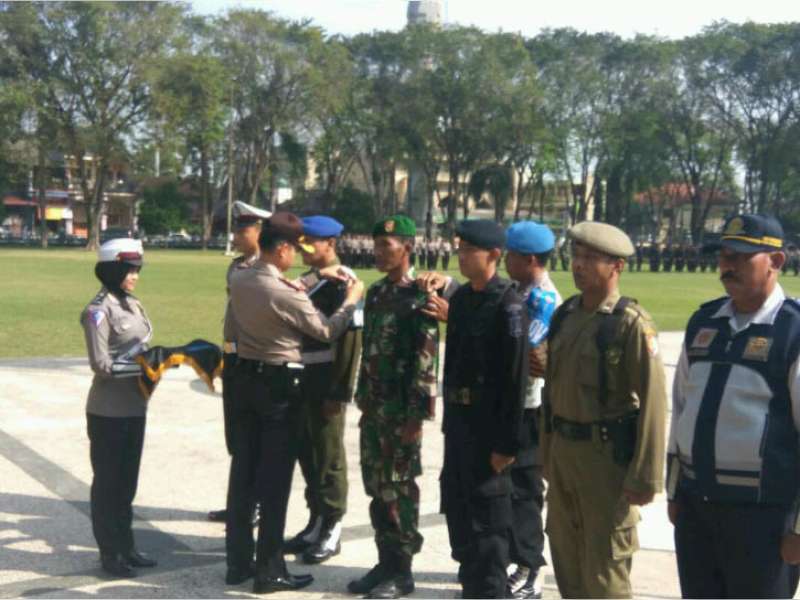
[225,94,235,256]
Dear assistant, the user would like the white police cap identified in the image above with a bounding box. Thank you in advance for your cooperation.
[97,238,144,265]
[233,201,272,228]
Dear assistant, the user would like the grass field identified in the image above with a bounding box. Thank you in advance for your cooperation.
[3,248,800,358]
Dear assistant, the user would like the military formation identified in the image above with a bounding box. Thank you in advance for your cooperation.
[79,203,800,599]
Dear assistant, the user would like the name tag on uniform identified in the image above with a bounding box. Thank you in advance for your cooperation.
[688,327,717,357]
[743,336,771,361]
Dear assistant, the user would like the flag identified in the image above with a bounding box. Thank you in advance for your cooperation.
[135,339,223,399]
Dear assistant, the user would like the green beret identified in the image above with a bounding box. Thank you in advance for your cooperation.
[568,221,634,258]
[372,215,416,238]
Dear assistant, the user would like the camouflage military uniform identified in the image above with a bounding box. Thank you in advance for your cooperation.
[356,268,439,564]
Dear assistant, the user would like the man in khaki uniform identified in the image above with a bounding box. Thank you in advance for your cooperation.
[539,221,667,598]
[226,212,364,594]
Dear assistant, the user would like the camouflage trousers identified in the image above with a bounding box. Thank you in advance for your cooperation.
[359,414,423,559]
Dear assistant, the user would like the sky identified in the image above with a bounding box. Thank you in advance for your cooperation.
[190,0,800,39]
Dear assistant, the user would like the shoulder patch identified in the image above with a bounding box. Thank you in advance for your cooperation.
[644,326,659,357]
[507,303,524,338]
[88,310,106,328]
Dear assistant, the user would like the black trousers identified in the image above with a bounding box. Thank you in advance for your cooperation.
[442,409,512,599]
[509,410,546,572]
[87,413,146,557]
[675,492,800,598]
[225,363,300,577]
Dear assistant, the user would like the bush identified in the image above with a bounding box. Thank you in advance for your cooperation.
[332,185,377,234]
[138,181,191,236]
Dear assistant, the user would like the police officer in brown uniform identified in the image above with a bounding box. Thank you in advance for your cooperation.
[209,200,271,523]
[80,238,158,578]
[225,212,364,594]
[540,221,667,598]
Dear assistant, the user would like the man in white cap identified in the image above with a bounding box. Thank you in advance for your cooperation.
[209,201,272,524]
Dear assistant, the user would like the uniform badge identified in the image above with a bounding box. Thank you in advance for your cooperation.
[645,328,659,357]
[89,310,105,328]
[724,217,744,236]
[385,220,395,233]
[691,328,717,349]
[743,336,771,361]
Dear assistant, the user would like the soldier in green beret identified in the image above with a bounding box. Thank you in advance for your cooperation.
[346,215,440,599]
[539,221,667,598]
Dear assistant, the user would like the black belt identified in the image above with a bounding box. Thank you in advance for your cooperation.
[444,387,481,406]
[236,358,289,375]
[551,413,637,442]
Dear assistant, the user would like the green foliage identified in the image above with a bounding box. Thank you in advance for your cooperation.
[332,186,377,234]
[137,181,191,236]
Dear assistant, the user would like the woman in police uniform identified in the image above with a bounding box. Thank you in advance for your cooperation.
[80,238,157,578]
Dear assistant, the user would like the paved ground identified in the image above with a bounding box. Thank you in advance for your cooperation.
[0,335,687,599]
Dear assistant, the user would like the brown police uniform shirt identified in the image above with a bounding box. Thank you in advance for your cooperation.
[81,289,153,417]
[543,289,667,495]
[223,252,259,347]
[229,261,355,365]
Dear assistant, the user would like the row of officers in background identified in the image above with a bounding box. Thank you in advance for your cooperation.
[81,206,800,599]
[339,234,453,272]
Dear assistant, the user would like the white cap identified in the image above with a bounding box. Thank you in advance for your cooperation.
[233,200,272,225]
[97,238,144,265]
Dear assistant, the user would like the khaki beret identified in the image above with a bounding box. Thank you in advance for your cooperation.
[568,221,634,258]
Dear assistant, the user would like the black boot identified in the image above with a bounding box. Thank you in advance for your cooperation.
[283,514,321,555]
[302,518,342,564]
[367,555,415,599]
[100,552,136,578]
[347,550,391,595]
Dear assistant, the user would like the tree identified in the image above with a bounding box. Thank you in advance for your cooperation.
[0,1,185,249]
[151,32,228,248]
[137,180,191,235]
[529,29,616,224]
[214,10,334,210]
[653,37,735,243]
[695,22,800,213]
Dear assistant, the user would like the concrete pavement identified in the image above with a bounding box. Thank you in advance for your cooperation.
[0,335,687,599]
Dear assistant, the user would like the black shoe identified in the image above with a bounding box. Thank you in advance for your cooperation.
[125,550,157,568]
[303,539,340,564]
[512,571,542,600]
[302,519,342,564]
[208,509,227,522]
[283,515,321,554]
[252,572,313,594]
[100,553,136,578]
[367,573,415,599]
[226,563,255,585]
[347,563,389,595]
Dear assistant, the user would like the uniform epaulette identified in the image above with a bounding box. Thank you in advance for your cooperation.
[620,298,647,318]
[699,296,728,310]
[90,289,109,305]
[782,297,800,315]
[278,277,302,291]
